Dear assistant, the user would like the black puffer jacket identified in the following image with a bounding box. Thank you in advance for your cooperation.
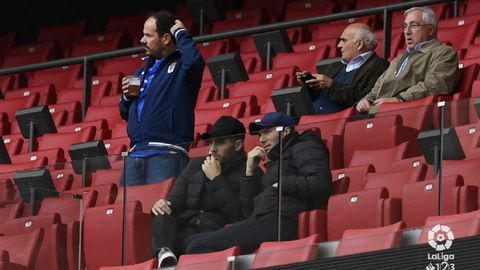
[245,130,333,220]
[167,154,263,230]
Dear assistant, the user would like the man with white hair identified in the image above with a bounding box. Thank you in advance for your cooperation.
[356,6,460,114]
[296,23,389,114]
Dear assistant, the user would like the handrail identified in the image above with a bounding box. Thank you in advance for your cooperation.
[0,0,459,117]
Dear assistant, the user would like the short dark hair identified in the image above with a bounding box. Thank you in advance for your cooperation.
[151,10,176,36]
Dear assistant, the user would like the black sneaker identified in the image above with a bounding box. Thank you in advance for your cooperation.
[157,247,177,268]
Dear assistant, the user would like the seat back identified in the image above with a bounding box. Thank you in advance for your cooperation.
[335,221,405,257]
[176,246,240,270]
[0,228,44,268]
[116,178,174,214]
[349,142,410,172]
[251,234,320,269]
[364,165,427,198]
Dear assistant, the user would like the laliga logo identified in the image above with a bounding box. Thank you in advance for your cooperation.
[428,224,454,251]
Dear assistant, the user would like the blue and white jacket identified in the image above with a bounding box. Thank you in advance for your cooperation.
[119,28,205,149]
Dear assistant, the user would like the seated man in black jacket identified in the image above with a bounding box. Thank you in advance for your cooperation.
[151,116,263,264]
[184,112,332,254]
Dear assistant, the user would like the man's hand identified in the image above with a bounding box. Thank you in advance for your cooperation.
[152,199,172,216]
[170,19,185,35]
[306,74,333,89]
[356,99,371,113]
[121,77,132,97]
[246,146,266,176]
[372,97,400,106]
[202,155,221,181]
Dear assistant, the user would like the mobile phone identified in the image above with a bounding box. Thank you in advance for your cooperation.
[300,72,316,83]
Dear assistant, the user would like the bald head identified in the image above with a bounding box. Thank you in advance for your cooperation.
[338,23,377,62]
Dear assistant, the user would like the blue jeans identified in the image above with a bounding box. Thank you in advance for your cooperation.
[119,153,188,186]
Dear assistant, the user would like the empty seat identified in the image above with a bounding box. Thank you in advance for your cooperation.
[251,234,319,269]
[5,84,56,106]
[84,105,124,127]
[91,169,123,187]
[228,75,289,105]
[3,213,68,270]
[0,93,39,122]
[247,66,299,87]
[348,142,410,172]
[176,246,240,270]
[99,56,144,76]
[1,50,51,68]
[30,65,82,89]
[402,175,478,228]
[356,0,401,9]
[195,103,246,126]
[68,183,118,207]
[83,201,152,270]
[37,126,95,153]
[0,202,23,235]
[98,259,157,270]
[335,221,405,257]
[343,115,419,168]
[321,188,401,240]
[74,73,122,95]
[331,164,375,193]
[273,49,329,73]
[364,165,427,198]
[115,178,174,214]
[57,119,109,140]
[437,22,478,50]
[9,41,58,58]
[211,16,263,33]
[70,38,123,57]
[197,41,227,60]
[49,101,82,124]
[105,12,151,43]
[57,82,111,108]
[37,21,86,49]
[0,32,16,60]
[37,190,97,223]
[376,96,436,130]
[0,228,44,269]
[297,108,355,139]
[417,210,480,245]
[285,4,337,21]
[10,148,65,166]
[196,95,259,117]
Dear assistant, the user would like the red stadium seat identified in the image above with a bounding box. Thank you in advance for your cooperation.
[196,95,259,117]
[57,119,110,140]
[247,67,299,87]
[0,32,16,60]
[363,165,427,198]
[83,201,152,269]
[376,96,436,131]
[3,213,68,270]
[348,142,411,172]
[0,94,39,122]
[10,148,66,166]
[228,75,288,105]
[335,221,405,257]
[343,115,419,168]
[105,12,151,43]
[311,23,347,41]
[115,178,175,214]
[250,234,320,269]
[98,259,157,270]
[37,191,97,223]
[331,164,375,193]
[437,22,479,50]
[0,202,23,235]
[273,49,330,73]
[37,20,86,49]
[100,94,122,107]
[30,65,82,89]
[402,175,478,228]
[68,183,118,207]
[225,7,267,21]
[176,246,240,270]
[284,4,337,22]
[211,16,263,33]
[4,84,56,105]
[356,0,401,9]
[1,50,51,68]
[375,31,404,58]
[197,41,227,60]
[99,56,144,76]
[464,1,480,16]
[417,210,480,244]
[49,101,82,124]
[296,38,340,58]
[74,73,122,95]
[324,188,402,240]
[70,38,123,57]
[0,228,44,269]
[0,75,15,93]
[36,126,95,153]
[57,81,111,107]
[3,137,23,156]
[195,103,246,126]
[439,14,480,28]
[9,41,58,59]
[91,169,123,187]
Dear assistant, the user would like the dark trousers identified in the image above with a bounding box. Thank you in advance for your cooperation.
[151,214,206,257]
[184,213,298,255]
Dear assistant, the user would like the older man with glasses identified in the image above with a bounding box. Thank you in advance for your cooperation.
[356,6,460,114]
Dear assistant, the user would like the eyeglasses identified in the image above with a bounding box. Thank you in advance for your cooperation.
[402,23,431,30]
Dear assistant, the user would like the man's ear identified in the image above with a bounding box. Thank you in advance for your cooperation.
[283,127,292,136]
[234,139,244,152]
[356,39,365,51]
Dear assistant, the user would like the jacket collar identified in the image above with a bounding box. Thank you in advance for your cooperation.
[267,131,299,161]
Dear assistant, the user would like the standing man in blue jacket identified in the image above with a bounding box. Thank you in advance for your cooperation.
[119,10,205,185]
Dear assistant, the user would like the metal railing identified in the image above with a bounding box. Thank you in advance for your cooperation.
[0,0,459,117]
